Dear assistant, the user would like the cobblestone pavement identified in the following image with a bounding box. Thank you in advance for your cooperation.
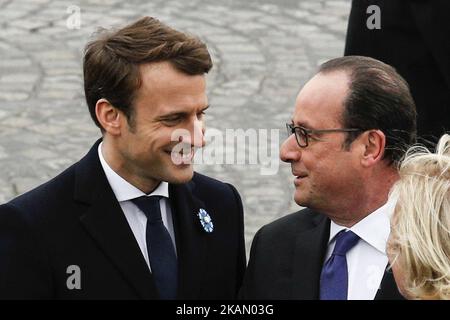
[0,0,351,253]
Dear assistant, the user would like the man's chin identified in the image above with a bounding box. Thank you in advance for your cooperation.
[165,166,194,184]
[294,192,308,207]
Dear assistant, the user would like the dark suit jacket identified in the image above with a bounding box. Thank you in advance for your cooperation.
[240,208,403,300]
[0,140,245,299]
[344,0,450,139]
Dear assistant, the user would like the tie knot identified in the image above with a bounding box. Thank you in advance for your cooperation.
[131,196,162,223]
[332,230,360,256]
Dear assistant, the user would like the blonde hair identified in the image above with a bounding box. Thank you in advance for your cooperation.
[389,134,450,299]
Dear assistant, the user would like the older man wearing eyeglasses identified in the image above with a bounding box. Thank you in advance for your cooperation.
[240,56,417,300]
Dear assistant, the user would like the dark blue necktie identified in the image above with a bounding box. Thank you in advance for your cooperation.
[132,196,178,300]
[320,230,360,300]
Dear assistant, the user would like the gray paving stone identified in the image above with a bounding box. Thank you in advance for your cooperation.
[0,58,33,68]
[0,73,39,83]
[0,92,30,101]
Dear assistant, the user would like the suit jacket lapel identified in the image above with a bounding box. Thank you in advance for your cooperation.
[169,181,208,299]
[74,140,158,299]
[375,267,404,300]
[291,214,330,299]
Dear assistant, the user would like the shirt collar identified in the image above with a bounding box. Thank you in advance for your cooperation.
[328,196,397,254]
[98,142,169,202]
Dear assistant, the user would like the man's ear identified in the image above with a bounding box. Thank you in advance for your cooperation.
[95,98,121,135]
[361,129,386,167]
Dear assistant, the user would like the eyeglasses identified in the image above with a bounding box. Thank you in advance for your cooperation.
[286,123,363,148]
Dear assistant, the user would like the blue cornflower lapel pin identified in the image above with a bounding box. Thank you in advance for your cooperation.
[197,208,213,233]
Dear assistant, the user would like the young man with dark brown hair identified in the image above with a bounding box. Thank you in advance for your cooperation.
[0,17,245,300]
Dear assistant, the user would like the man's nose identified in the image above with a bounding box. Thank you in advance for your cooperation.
[193,118,205,148]
[280,134,301,163]
[180,118,205,148]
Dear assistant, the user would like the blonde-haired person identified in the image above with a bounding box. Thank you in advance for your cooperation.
[388,134,450,299]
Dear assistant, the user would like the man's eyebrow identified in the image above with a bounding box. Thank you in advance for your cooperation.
[292,119,313,128]
[157,105,210,119]
[157,111,188,119]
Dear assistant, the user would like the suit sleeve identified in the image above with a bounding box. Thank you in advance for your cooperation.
[238,226,264,300]
[410,0,450,88]
[226,183,246,297]
[0,203,53,299]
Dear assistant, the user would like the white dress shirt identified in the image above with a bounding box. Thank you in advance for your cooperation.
[98,142,176,272]
[323,197,397,300]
